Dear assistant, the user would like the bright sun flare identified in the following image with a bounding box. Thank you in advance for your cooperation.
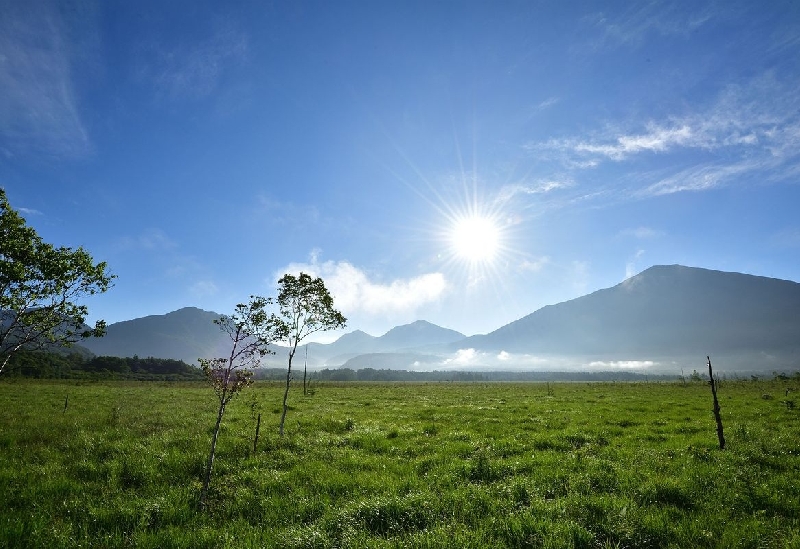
[450,215,500,263]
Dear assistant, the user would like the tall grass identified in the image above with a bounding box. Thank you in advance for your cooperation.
[1,378,798,547]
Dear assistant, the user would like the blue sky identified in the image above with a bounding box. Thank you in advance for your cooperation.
[3,1,800,341]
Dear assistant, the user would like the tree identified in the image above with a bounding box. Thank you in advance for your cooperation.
[276,273,346,436]
[0,189,114,375]
[199,296,279,511]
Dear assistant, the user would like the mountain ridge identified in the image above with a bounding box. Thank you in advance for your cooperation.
[80,265,800,372]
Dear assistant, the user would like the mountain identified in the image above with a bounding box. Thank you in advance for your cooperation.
[79,265,800,372]
[377,320,465,350]
[464,265,800,366]
[81,309,465,367]
[82,307,228,364]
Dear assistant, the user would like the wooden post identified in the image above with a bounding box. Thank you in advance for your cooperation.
[707,356,725,450]
[63,395,68,413]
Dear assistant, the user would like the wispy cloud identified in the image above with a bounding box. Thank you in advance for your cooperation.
[536,97,560,110]
[0,2,92,158]
[518,256,550,273]
[273,254,448,318]
[18,207,43,216]
[527,73,800,198]
[497,179,572,203]
[256,194,321,226]
[545,124,696,161]
[189,280,219,298]
[770,228,800,248]
[625,249,645,279]
[619,227,663,239]
[138,23,247,101]
[116,228,178,251]
[584,3,716,50]
[638,159,759,197]
[571,260,590,295]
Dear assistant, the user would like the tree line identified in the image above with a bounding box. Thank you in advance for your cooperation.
[3,350,203,381]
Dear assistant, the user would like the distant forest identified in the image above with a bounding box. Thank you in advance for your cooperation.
[3,351,203,381]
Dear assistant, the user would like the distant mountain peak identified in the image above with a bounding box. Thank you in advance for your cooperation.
[464,264,800,366]
[379,320,465,348]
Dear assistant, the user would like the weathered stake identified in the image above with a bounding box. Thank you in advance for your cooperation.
[707,356,725,450]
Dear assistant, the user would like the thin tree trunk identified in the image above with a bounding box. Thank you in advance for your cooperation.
[200,401,226,511]
[303,345,308,396]
[279,351,294,436]
[707,356,725,450]
[253,412,261,454]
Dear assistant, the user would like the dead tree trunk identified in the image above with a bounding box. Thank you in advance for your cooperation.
[707,356,725,450]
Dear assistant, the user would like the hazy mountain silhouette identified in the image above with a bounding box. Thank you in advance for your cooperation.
[82,307,228,363]
[463,265,800,363]
[378,320,465,349]
[80,266,800,371]
[82,310,465,366]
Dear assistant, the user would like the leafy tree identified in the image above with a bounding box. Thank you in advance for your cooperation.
[199,296,279,511]
[0,189,114,374]
[275,273,346,436]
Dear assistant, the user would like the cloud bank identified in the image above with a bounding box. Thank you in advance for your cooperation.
[274,256,448,320]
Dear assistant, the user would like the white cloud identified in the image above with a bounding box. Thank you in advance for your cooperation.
[273,256,448,317]
[438,350,562,370]
[18,207,43,216]
[445,348,478,366]
[587,360,656,369]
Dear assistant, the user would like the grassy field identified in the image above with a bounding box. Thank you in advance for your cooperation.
[1,377,798,548]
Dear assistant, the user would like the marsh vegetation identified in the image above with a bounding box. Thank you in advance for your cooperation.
[1,378,798,548]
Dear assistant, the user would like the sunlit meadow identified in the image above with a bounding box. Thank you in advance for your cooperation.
[1,378,798,548]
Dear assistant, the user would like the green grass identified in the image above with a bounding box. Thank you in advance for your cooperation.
[1,378,799,548]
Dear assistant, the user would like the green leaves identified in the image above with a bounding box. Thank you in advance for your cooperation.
[0,189,115,372]
[276,272,347,349]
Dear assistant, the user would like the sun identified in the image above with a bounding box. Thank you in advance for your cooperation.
[449,214,501,264]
